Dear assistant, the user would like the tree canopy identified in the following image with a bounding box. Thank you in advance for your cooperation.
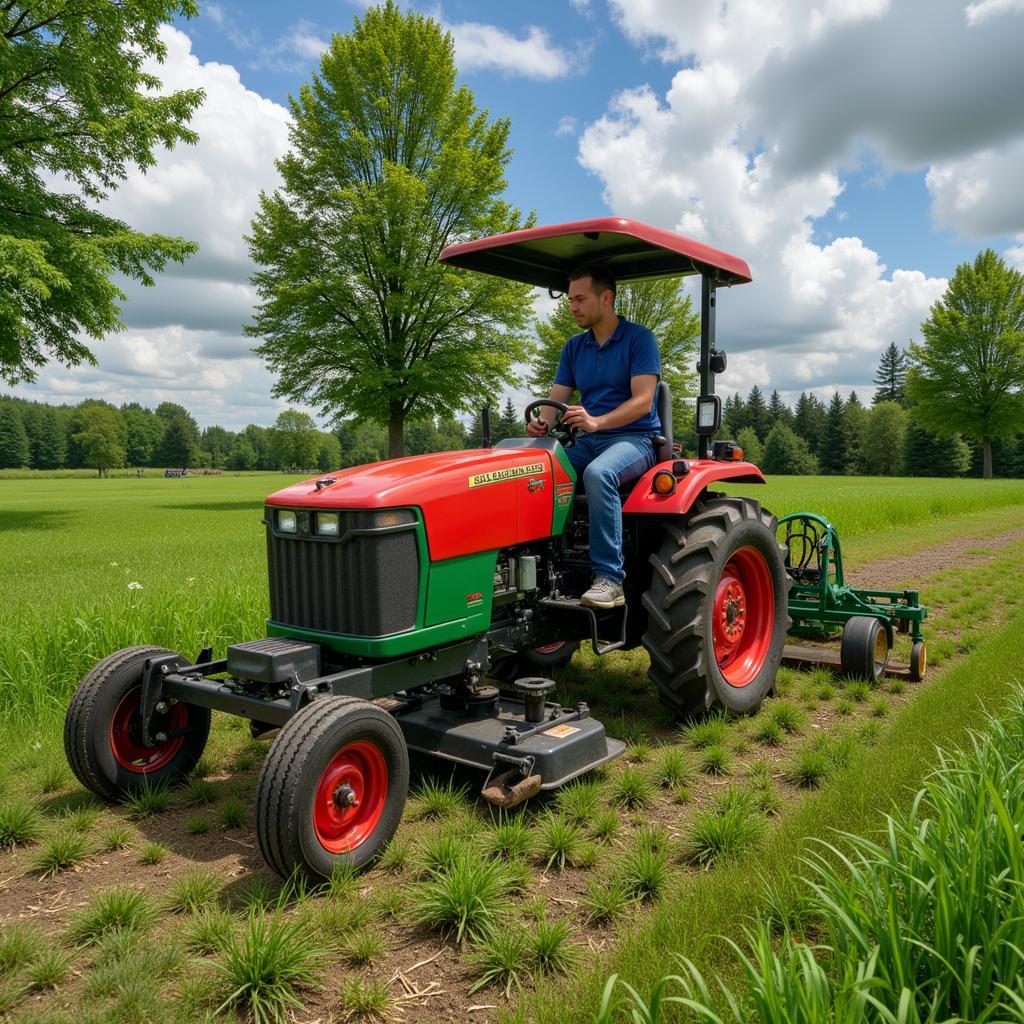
[248,2,533,458]
[907,249,1024,478]
[529,277,700,404]
[0,1,203,384]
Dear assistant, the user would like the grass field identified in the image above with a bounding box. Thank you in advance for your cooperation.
[2,472,1024,1022]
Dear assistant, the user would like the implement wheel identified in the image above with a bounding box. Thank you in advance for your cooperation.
[256,696,408,880]
[840,617,889,682]
[64,646,211,801]
[642,496,790,718]
[909,640,927,682]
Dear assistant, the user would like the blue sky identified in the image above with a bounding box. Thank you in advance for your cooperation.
[10,0,1024,427]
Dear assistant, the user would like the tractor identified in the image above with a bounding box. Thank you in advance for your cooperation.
[62,217,921,881]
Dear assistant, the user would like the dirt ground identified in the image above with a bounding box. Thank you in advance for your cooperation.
[4,528,1023,1023]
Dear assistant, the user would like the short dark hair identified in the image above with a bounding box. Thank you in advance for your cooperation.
[568,263,616,303]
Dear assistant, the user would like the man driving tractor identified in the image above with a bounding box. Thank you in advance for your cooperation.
[527,264,661,609]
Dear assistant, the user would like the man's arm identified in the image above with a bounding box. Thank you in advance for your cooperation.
[562,374,658,433]
[526,384,574,436]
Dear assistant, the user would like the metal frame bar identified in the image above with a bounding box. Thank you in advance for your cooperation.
[698,274,717,459]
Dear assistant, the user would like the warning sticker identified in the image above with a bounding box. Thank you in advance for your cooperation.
[544,724,580,739]
[468,462,545,488]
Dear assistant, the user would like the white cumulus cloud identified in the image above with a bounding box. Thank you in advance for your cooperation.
[446,21,572,79]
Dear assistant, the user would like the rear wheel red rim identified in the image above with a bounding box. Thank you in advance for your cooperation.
[534,641,567,655]
[313,741,388,854]
[711,546,774,688]
[109,687,187,772]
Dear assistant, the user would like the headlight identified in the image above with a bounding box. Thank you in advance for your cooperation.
[316,512,339,536]
[372,510,414,528]
[277,510,297,533]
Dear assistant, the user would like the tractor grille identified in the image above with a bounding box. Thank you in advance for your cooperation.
[266,509,419,637]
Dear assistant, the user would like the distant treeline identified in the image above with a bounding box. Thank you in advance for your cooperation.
[2,390,1020,477]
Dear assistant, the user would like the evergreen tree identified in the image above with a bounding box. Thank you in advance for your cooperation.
[859,402,907,476]
[819,392,847,475]
[901,420,970,477]
[907,249,1024,478]
[156,417,199,467]
[35,407,66,469]
[766,390,792,432]
[0,402,30,468]
[745,385,769,441]
[723,392,746,437]
[466,407,486,448]
[496,398,520,442]
[793,392,827,454]
[842,391,868,474]
[761,422,819,475]
[873,342,910,406]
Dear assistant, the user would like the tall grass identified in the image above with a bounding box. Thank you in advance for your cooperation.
[597,684,1024,1023]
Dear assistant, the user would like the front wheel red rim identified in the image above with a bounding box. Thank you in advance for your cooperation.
[109,687,187,772]
[313,741,388,854]
[711,546,775,688]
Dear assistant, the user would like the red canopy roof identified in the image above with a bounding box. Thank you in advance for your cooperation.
[438,217,752,290]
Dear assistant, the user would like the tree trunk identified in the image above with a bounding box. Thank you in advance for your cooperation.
[982,436,993,479]
[388,403,405,460]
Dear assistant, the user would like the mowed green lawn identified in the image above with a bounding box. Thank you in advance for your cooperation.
[3,471,1024,725]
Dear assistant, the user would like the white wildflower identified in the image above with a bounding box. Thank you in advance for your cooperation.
[127,582,143,591]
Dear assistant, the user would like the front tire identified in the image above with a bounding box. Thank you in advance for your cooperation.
[642,497,790,718]
[63,646,211,801]
[255,696,408,880]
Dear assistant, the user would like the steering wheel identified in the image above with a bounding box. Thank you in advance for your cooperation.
[523,399,579,448]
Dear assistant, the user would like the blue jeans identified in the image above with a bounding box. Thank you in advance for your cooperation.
[566,432,658,585]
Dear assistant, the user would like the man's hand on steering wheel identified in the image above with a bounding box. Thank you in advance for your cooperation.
[523,399,580,447]
[562,405,600,433]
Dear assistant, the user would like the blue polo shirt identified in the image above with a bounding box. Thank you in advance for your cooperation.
[554,317,661,434]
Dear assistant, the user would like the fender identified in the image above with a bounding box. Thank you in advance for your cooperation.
[621,459,765,516]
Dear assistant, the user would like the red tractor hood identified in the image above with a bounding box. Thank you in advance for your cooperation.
[266,448,573,561]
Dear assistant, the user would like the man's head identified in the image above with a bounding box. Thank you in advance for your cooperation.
[568,264,616,330]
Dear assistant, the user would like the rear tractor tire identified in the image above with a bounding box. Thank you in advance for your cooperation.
[63,645,211,801]
[840,616,889,683]
[255,696,408,881]
[642,496,790,719]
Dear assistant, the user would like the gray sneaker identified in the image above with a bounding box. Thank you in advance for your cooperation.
[580,576,625,609]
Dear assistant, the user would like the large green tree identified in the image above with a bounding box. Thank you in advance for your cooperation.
[0,1,203,384]
[72,404,125,477]
[248,2,533,458]
[270,409,321,470]
[529,277,700,403]
[907,250,1024,479]
[858,401,907,476]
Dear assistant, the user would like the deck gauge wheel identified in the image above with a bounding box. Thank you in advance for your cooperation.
[840,616,889,682]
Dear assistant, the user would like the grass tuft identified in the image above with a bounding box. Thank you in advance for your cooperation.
[210,911,323,1024]
[185,778,217,805]
[532,914,581,975]
[482,815,534,862]
[555,779,603,822]
[468,927,531,997]
[611,767,656,809]
[32,831,89,877]
[653,747,693,789]
[67,886,155,945]
[165,869,221,914]
[589,807,620,844]
[97,822,133,852]
[125,778,173,817]
[410,850,515,944]
[685,801,767,867]
[138,840,169,865]
[377,836,411,874]
[682,715,729,749]
[767,699,806,735]
[339,975,394,1020]
[218,797,247,829]
[26,946,74,990]
[535,814,585,871]
[617,844,670,902]
[0,923,44,975]
[0,799,43,850]
[411,777,469,820]
[583,877,633,925]
[785,744,835,789]
[341,926,388,966]
[183,907,237,955]
[699,744,732,776]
